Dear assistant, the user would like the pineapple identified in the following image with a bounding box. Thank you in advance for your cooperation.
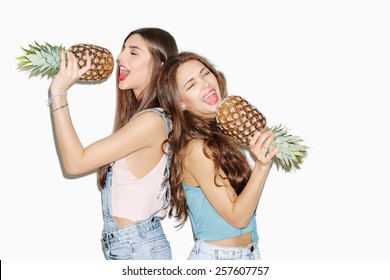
[17,41,114,81]
[216,95,307,172]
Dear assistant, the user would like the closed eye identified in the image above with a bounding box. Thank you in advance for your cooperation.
[186,83,195,90]
[200,67,210,77]
[129,45,142,55]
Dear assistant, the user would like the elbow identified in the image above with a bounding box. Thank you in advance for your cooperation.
[64,166,81,176]
[63,162,85,176]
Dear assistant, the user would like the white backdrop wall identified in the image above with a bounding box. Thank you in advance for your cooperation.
[1,0,389,260]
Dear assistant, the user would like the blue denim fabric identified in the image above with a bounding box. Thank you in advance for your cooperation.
[188,240,260,260]
[101,162,172,260]
[100,108,172,260]
[101,214,172,260]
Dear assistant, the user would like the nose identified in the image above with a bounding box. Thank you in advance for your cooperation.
[117,50,125,63]
[201,78,209,90]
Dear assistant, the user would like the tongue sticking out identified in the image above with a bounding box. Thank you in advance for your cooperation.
[119,69,130,81]
[203,92,219,105]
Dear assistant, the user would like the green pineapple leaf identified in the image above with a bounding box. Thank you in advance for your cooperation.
[17,41,64,78]
[269,124,308,172]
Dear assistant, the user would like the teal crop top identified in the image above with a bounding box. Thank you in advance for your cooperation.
[182,183,259,243]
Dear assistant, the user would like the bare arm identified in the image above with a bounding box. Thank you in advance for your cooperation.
[184,130,279,228]
[48,51,166,175]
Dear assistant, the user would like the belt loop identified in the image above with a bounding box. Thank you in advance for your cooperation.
[195,240,200,254]
[137,224,145,238]
[214,249,219,260]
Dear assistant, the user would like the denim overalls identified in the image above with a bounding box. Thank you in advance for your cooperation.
[101,108,172,260]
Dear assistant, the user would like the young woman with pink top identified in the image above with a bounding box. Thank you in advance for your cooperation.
[48,28,178,259]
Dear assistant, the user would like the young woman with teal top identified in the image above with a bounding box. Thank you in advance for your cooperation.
[157,52,279,260]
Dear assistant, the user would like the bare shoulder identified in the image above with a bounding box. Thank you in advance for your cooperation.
[185,139,207,160]
[184,139,217,173]
[127,110,166,132]
[132,110,166,124]
[116,110,167,150]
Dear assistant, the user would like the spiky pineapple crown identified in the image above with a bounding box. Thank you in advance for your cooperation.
[268,124,307,172]
[17,41,64,77]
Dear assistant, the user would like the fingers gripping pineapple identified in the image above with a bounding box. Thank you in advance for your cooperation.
[216,95,308,172]
[17,42,114,81]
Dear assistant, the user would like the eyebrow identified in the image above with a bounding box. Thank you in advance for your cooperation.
[123,45,143,52]
[183,77,194,89]
[183,66,207,89]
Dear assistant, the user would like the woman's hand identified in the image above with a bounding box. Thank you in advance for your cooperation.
[248,129,280,166]
[50,51,91,95]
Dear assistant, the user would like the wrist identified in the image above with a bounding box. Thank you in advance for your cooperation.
[254,160,272,172]
[46,92,68,106]
[52,103,69,113]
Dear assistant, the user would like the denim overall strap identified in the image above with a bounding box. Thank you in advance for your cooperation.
[137,108,172,219]
[101,163,120,233]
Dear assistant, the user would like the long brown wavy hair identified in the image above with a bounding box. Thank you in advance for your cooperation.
[157,52,252,226]
[97,28,178,188]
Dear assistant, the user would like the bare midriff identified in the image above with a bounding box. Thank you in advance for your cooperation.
[114,216,137,228]
[206,232,253,247]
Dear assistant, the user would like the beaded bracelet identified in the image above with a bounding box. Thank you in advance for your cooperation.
[46,92,68,106]
[52,103,69,113]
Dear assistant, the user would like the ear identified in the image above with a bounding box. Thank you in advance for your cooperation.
[180,101,187,111]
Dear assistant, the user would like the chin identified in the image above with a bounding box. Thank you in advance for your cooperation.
[118,81,133,91]
[118,82,126,90]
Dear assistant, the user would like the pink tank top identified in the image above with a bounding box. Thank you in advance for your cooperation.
[111,155,168,221]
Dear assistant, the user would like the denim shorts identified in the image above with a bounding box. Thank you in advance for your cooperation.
[188,239,261,260]
[102,217,171,260]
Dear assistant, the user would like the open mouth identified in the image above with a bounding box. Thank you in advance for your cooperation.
[119,65,130,81]
[202,90,219,105]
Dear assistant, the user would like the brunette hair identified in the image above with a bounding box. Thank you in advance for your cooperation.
[157,52,252,226]
[98,28,178,188]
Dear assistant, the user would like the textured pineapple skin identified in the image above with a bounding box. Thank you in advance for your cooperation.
[68,44,114,81]
[216,95,308,172]
[216,95,267,145]
[18,42,115,82]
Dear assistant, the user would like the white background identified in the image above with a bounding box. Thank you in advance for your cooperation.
[1,0,389,263]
